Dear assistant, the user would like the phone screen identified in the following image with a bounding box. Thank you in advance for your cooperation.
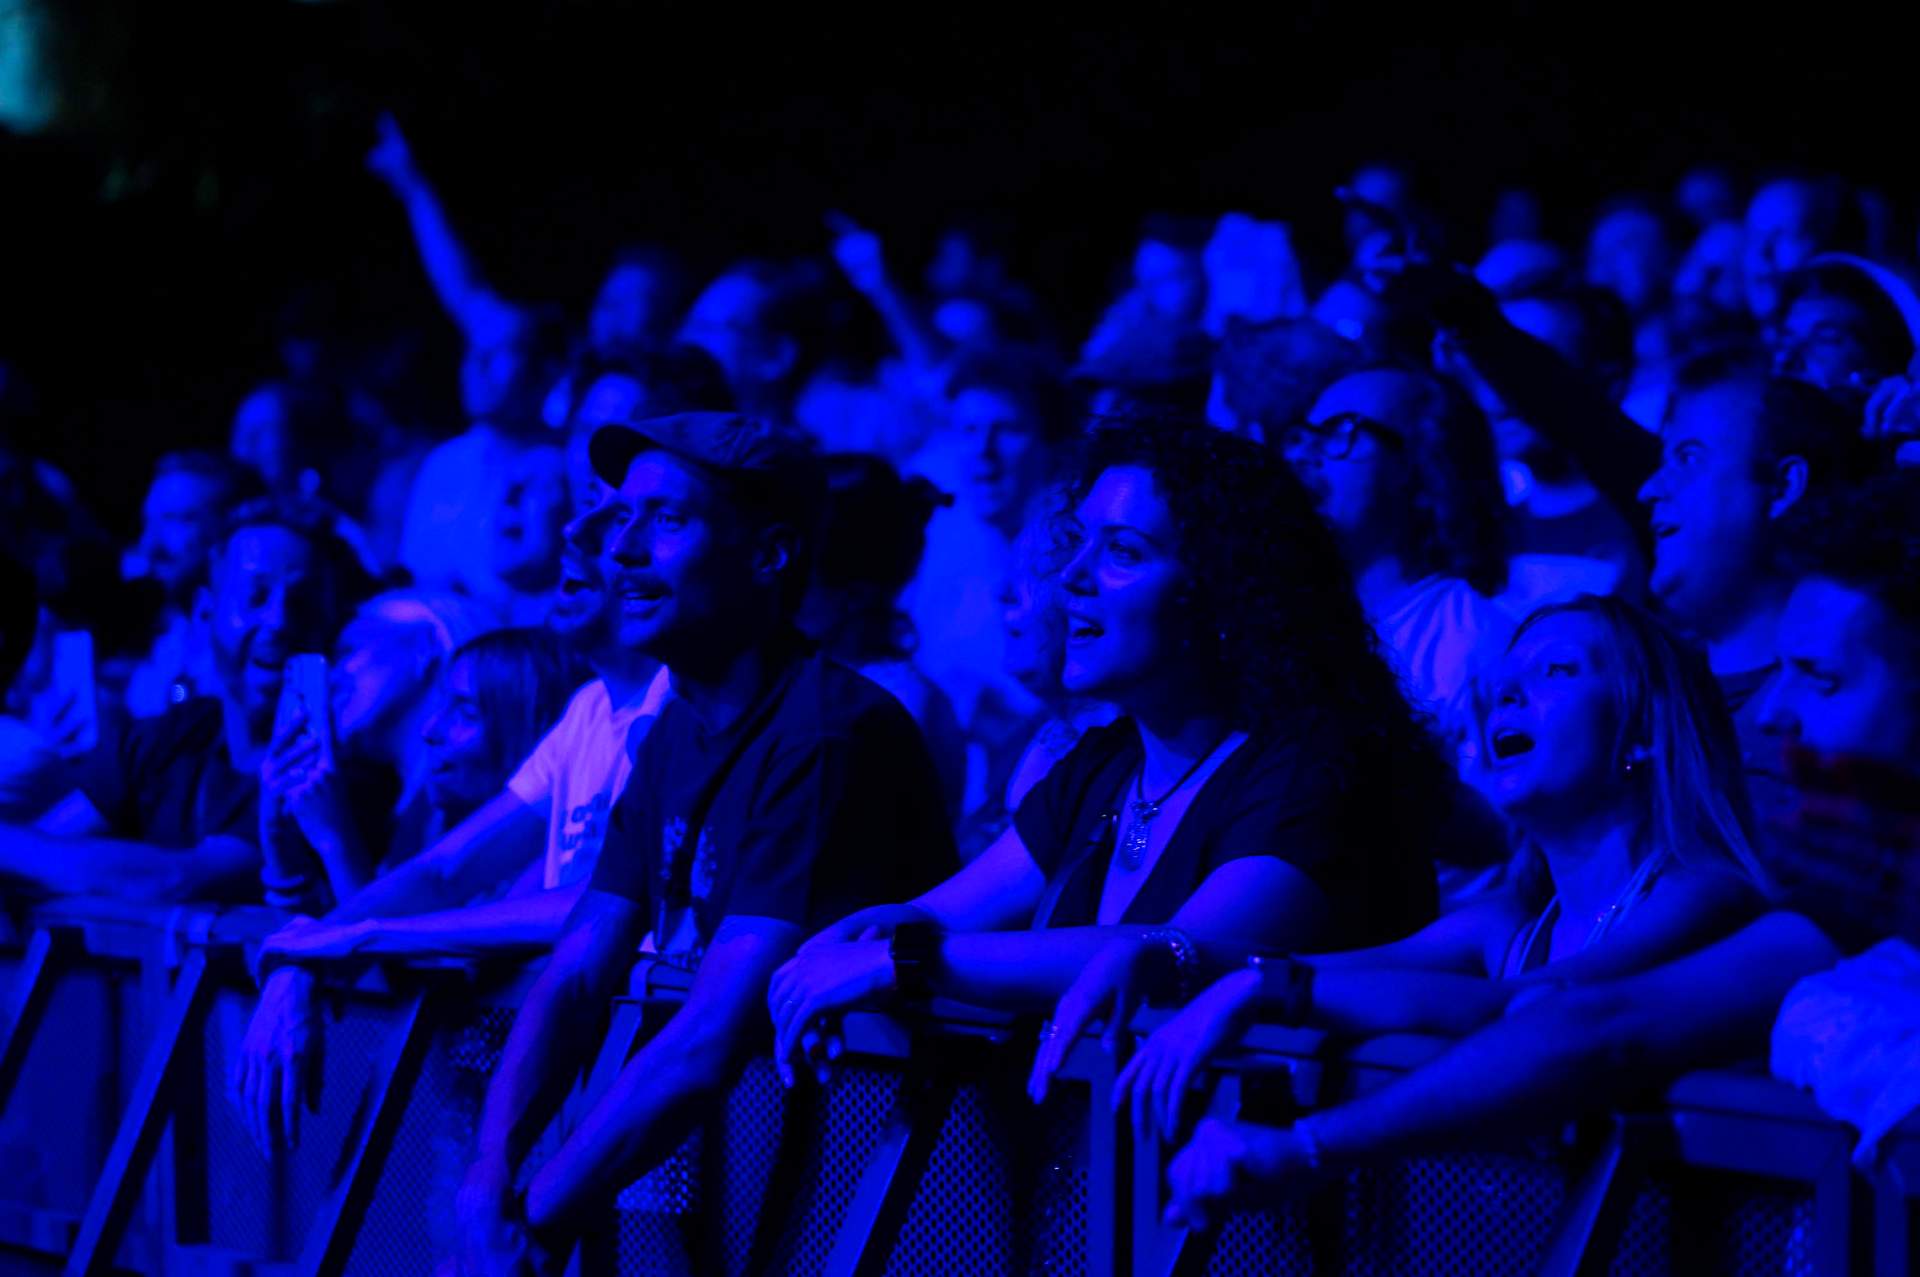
[275,653,335,770]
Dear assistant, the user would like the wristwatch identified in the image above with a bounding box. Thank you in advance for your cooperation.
[889,921,944,1000]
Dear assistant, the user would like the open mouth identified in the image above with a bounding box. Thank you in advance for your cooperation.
[1490,727,1535,762]
[1065,613,1103,643]
[559,573,599,597]
[617,579,668,608]
[1651,522,1679,541]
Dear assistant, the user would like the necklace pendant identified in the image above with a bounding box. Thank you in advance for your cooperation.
[1118,801,1159,871]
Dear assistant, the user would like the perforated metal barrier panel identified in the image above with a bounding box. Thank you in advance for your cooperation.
[0,915,1908,1276]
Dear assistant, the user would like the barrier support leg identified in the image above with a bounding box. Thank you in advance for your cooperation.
[822,1073,954,1277]
[0,928,68,1106]
[1536,1117,1645,1277]
[297,989,435,1277]
[65,950,211,1277]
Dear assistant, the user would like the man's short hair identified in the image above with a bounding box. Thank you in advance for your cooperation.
[215,496,374,612]
[1668,354,1870,485]
[1785,470,1920,644]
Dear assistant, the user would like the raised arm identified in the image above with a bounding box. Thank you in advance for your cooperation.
[367,112,523,349]
[1425,267,1662,521]
[521,915,803,1238]
[827,215,947,375]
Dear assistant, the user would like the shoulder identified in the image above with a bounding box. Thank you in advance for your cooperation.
[1224,714,1348,791]
[1650,857,1769,914]
[795,655,929,741]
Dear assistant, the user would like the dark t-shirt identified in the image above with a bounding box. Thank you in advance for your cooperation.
[71,697,400,897]
[75,697,257,849]
[1013,716,1441,947]
[592,648,958,964]
[1764,748,1920,955]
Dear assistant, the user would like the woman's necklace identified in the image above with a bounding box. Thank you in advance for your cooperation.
[1116,741,1224,872]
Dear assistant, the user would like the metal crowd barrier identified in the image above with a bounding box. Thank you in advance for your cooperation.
[1,897,1915,1276]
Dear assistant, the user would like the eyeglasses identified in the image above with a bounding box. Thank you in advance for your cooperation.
[1281,412,1407,461]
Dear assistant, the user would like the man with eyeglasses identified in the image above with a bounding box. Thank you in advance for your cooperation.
[1281,369,1513,776]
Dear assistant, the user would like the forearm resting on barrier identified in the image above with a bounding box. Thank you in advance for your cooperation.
[1,817,258,902]
[521,916,799,1234]
[475,889,644,1174]
[263,883,584,969]
[1297,912,1841,1168]
[323,794,544,926]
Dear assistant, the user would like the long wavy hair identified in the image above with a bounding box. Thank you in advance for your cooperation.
[1509,595,1767,887]
[446,627,587,793]
[1073,418,1444,777]
[1365,367,1510,598]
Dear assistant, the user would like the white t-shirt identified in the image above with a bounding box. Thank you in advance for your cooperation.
[1370,574,1516,760]
[507,666,672,889]
[399,424,509,597]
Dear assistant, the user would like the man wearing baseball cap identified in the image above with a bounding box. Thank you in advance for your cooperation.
[453,413,956,1270]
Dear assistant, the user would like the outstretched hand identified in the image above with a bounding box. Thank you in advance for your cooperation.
[1112,968,1262,1143]
[1027,935,1163,1105]
[366,112,418,188]
[230,966,322,1154]
[826,212,887,296]
[1164,1118,1309,1233]
[767,940,894,1088]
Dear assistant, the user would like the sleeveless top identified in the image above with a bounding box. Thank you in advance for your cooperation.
[1500,848,1671,978]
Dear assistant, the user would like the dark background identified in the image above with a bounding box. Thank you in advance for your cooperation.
[1,3,1909,528]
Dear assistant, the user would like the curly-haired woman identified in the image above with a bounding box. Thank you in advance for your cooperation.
[766,418,1495,1085]
[1042,596,1770,1130]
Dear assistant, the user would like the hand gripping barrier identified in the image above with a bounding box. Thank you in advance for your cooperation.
[1,900,1917,1275]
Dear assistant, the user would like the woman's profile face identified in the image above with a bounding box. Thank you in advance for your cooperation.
[1483,611,1626,819]
[1058,465,1187,705]
[420,656,497,815]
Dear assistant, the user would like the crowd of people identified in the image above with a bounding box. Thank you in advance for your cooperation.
[4,121,1920,1270]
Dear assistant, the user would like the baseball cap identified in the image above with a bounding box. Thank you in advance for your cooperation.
[588,412,826,528]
